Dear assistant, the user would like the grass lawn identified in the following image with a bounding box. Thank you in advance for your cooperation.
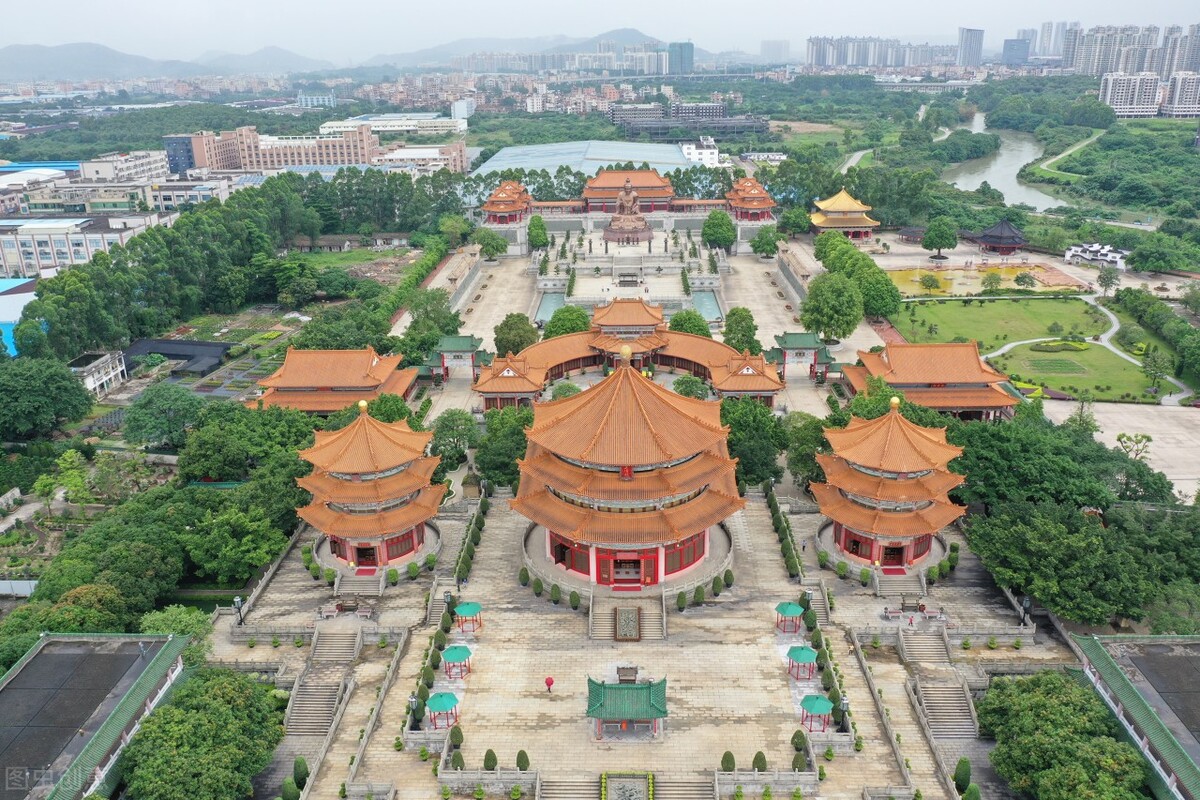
[992,343,1155,401]
[62,403,120,434]
[1100,299,1200,391]
[889,298,1109,353]
[292,247,408,269]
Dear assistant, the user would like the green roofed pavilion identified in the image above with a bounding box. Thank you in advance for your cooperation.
[442,645,472,679]
[800,694,834,732]
[776,601,806,633]
[586,676,668,739]
[427,692,460,729]
[788,646,818,679]
[454,601,483,633]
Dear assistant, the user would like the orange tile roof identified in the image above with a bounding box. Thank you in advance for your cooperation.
[657,330,741,367]
[518,442,737,502]
[815,453,964,502]
[583,170,675,199]
[900,386,1018,410]
[814,188,872,213]
[300,410,434,474]
[481,180,531,213]
[297,458,439,503]
[588,332,670,355]
[526,365,728,467]
[810,483,964,537]
[472,354,546,394]
[709,350,784,393]
[592,298,665,328]
[255,369,417,413]
[298,485,445,539]
[810,212,880,229]
[842,364,869,393]
[859,342,1008,386]
[726,177,777,210]
[260,347,403,390]
[825,407,962,473]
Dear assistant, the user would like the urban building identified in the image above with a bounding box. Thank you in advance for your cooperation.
[472,141,696,177]
[0,276,36,355]
[668,42,695,74]
[608,103,665,125]
[78,150,169,182]
[145,179,235,210]
[809,188,879,240]
[1163,71,1200,117]
[670,102,725,120]
[67,351,128,398]
[296,92,337,108]
[805,36,957,67]
[741,152,787,164]
[450,98,477,119]
[1065,242,1130,269]
[680,137,719,167]
[1002,39,1032,66]
[0,214,174,278]
[235,125,380,171]
[376,141,469,174]
[761,40,791,63]
[1041,22,1057,56]
[1016,28,1039,56]
[957,28,985,67]
[1066,25,1170,76]
[163,130,240,174]
[1099,72,1163,117]
[318,113,467,137]
[298,401,444,569]
[252,346,418,413]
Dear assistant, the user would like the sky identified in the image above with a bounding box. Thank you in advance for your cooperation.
[3,0,1193,64]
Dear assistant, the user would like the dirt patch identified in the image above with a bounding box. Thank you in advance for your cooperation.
[769,120,843,134]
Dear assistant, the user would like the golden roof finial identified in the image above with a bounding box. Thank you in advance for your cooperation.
[889,396,901,411]
[358,400,369,414]
[619,344,633,365]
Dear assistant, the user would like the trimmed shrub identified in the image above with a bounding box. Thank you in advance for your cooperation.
[450,725,464,748]
[953,758,971,793]
[484,749,498,770]
[948,551,959,570]
[835,561,849,579]
[569,590,580,610]
[712,576,724,597]
[724,569,735,588]
[792,752,806,771]
[429,649,442,669]
[926,566,938,585]
[310,563,321,580]
[433,630,447,651]
[721,751,736,771]
[803,609,817,631]
[550,584,561,605]
[677,592,688,612]
[293,757,310,790]
[516,750,529,771]
[791,729,808,752]
[693,586,706,605]
[441,611,453,632]
[451,751,465,770]
[422,666,435,687]
[752,751,768,771]
[532,578,543,596]
[817,550,829,568]
[282,777,300,800]
[518,567,529,586]
[860,568,871,586]
[938,559,950,577]
[407,563,421,580]
[811,629,823,649]
[786,556,800,577]
[324,568,336,585]
[823,747,835,762]
[386,568,399,586]
[962,785,980,800]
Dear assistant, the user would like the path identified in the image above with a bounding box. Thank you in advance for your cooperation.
[840,149,871,174]
[1031,129,1103,179]
[980,294,1189,405]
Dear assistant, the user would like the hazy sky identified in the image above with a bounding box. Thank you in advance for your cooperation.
[5,0,1193,64]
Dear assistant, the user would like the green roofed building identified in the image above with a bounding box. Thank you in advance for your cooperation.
[423,335,488,382]
[764,332,834,383]
[586,676,667,739]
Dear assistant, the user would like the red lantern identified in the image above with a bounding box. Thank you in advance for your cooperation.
[620,465,633,480]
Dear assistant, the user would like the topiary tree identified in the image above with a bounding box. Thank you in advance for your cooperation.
[677,592,688,612]
[281,777,300,800]
[519,567,529,586]
[803,609,817,631]
[724,569,734,588]
[792,752,806,771]
[962,785,980,800]
[516,750,530,771]
[451,750,465,770]
[449,725,464,748]
[569,590,580,610]
[693,586,706,605]
[294,756,310,790]
[721,751,736,771]
[550,584,561,605]
[532,578,543,596]
[433,630,447,651]
[430,649,442,669]
[752,751,768,771]
[712,575,724,597]
[441,611,453,633]
[484,749,498,771]
[953,758,972,794]
[791,729,808,752]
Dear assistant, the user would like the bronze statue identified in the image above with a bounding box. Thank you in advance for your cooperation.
[602,176,653,243]
[615,178,641,217]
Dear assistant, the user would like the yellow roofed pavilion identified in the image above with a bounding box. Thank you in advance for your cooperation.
[810,188,880,240]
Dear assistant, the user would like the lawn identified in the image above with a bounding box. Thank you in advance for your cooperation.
[1100,299,1200,392]
[992,343,1155,402]
[889,298,1109,354]
[292,247,408,269]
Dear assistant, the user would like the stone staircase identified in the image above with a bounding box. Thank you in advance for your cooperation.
[286,680,341,735]
[653,779,714,800]
[918,682,978,739]
[901,630,951,664]
[539,778,600,800]
[876,570,924,597]
[803,585,830,626]
[589,596,664,640]
[334,572,384,597]
[312,630,361,662]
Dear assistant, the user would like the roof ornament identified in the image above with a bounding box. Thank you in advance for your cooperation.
[619,344,633,366]
[890,396,901,411]
[358,399,369,414]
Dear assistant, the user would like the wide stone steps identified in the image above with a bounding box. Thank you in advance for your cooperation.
[876,572,924,597]
[286,682,340,735]
[901,630,950,664]
[804,585,830,626]
[427,596,447,626]
[335,573,383,597]
[312,630,360,663]
[641,601,665,641]
[654,780,713,800]
[590,598,663,640]
[920,683,978,739]
[539,779,600,800]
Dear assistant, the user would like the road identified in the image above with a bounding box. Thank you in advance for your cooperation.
[839,149,871,174]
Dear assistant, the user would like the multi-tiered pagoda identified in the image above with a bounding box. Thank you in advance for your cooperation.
[297,401,445,568]
[810,398,964,567]
[511,350,744,589]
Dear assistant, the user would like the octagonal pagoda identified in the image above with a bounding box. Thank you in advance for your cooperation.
[811,398,964,567]
[298,401,445,568]
[511,353,744,589]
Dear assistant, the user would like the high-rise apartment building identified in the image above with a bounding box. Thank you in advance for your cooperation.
[1163,72,1200,117]
[1099,72,1162,117]
[1002,39,1031,66]
[957,28,985,67]
[1040,22,1056,56]
[1016,29,1039,56]
[761,40,791,63]
[1068,25,1164,76]
[668,42,695,75]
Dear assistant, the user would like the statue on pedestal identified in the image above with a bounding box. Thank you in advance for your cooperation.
[603,178,653,244]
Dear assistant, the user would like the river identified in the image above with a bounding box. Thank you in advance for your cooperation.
[939,113,1067,212]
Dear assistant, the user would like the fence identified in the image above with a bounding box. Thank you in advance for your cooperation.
[863,786,916,800]
[344,784,396,800]
[439,765,539,795]
[347,629,411,784]
[296,676,356,800]
[903,679,962,800]
[229,625,316,644]
[714,769,819,797]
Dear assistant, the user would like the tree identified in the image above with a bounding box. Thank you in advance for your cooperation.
[1128,232,1189,273]
[749,225,785,258]
[140,604,213,666]
[801,273,864,341]
[920,273,943,292]
[124,381,206,449]
[527,216,549,250]
[1142,348,1174,391]
[1115,432,1152,461]
[784,412,827,487]
[921,217,958,258]
[493,313,539,356]
[438,214,472,247]
[953,758,972,793]
[1097,265,1121,296]
[701,211,736,252]
[672,375,709,399]
[470,227,510,260]
[431,409,480,470]
[982,271,1003,291]
[855,267,903,318]
[723,307,762,355]
[1012,271,1035,288]
[0,359,92,440]
[668,309,712,338]
[778,208,811,238]
[54,448,92,505]
[542,305,590,339]
[721,398,786,485]
[183,505,287,585]
[550,382,581,400]
[476,406,533,489]
[1181,282,1200,315]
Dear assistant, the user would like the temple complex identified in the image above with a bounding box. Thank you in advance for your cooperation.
[511,349,744,589]
[473,298,784,408]
[481,180,532,224]
[811,398,965,567]
[583,170,675,213]
[253,346,417,413]
[809,188,880,240]
[297,401,445,568]
[841,342,1018,420]
[725,177,776,221]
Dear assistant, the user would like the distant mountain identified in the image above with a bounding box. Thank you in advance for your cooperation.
[0,43,208,81]
[196,46,334,75]
[542,27,662,55]
[363,35,586,67]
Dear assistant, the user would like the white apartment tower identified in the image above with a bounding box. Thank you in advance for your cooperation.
[1099,72,1162,117]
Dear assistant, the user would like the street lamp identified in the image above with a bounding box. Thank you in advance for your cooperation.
[233,596,244,626]
[1021,596,1032,627]
[408,693,419,730]
[840,697,850,733]
[444,590,454,616]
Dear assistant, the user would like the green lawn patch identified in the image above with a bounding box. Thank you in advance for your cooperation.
[1100,299,1200,392]
[994,343,1156,401]
[890,298,1108,354]
[1027,357,1086,373]
[291,248,408,269]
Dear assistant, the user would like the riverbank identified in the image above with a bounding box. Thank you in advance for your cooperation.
[939,113,1069,211]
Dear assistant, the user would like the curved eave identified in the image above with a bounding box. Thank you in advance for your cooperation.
[297,458,440,503]
[815,454,964,501]
[811,483,964,538]
[517,445,739,503]
[299,484,446,539]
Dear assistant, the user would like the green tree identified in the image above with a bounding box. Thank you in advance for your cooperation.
[527,215,549,250]
[1141,349,1174,391]
[431,409,480,470]
[438,214,472,247]
[701,211,736,252]
[542,305,590,339]
[550,382,582,400]
[723,307,762,355]
[783,412,826,487]
[184,505,287,585]
[749,225,785,258]
[672,375,709,399]
[493,313,539,356]
[920,273,943,292]
[0,359,92,440]
[982,271,1003,291]
[140,604,213,666]
[1014,272,1037,288]
[1097,265,1121,296]
[721,397,786,484]
[778,208,811,238]
[54,448,93,505]
[953,758,972,793]
[800,273,864,341]
[124,381,206,449]
[476,405,533,489]
[668,309,712,338]
[855,266,903,318]
[470,227,510,260]
[922,217,958,258]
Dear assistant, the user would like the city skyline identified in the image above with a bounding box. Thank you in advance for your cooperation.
[1,0,1192,65]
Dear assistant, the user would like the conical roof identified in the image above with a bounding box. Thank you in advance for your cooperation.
[300,405,432,474]
[977,219,1027,245]
[824,402,961,473]
[814,188,872,213]
[525,365,727,467]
